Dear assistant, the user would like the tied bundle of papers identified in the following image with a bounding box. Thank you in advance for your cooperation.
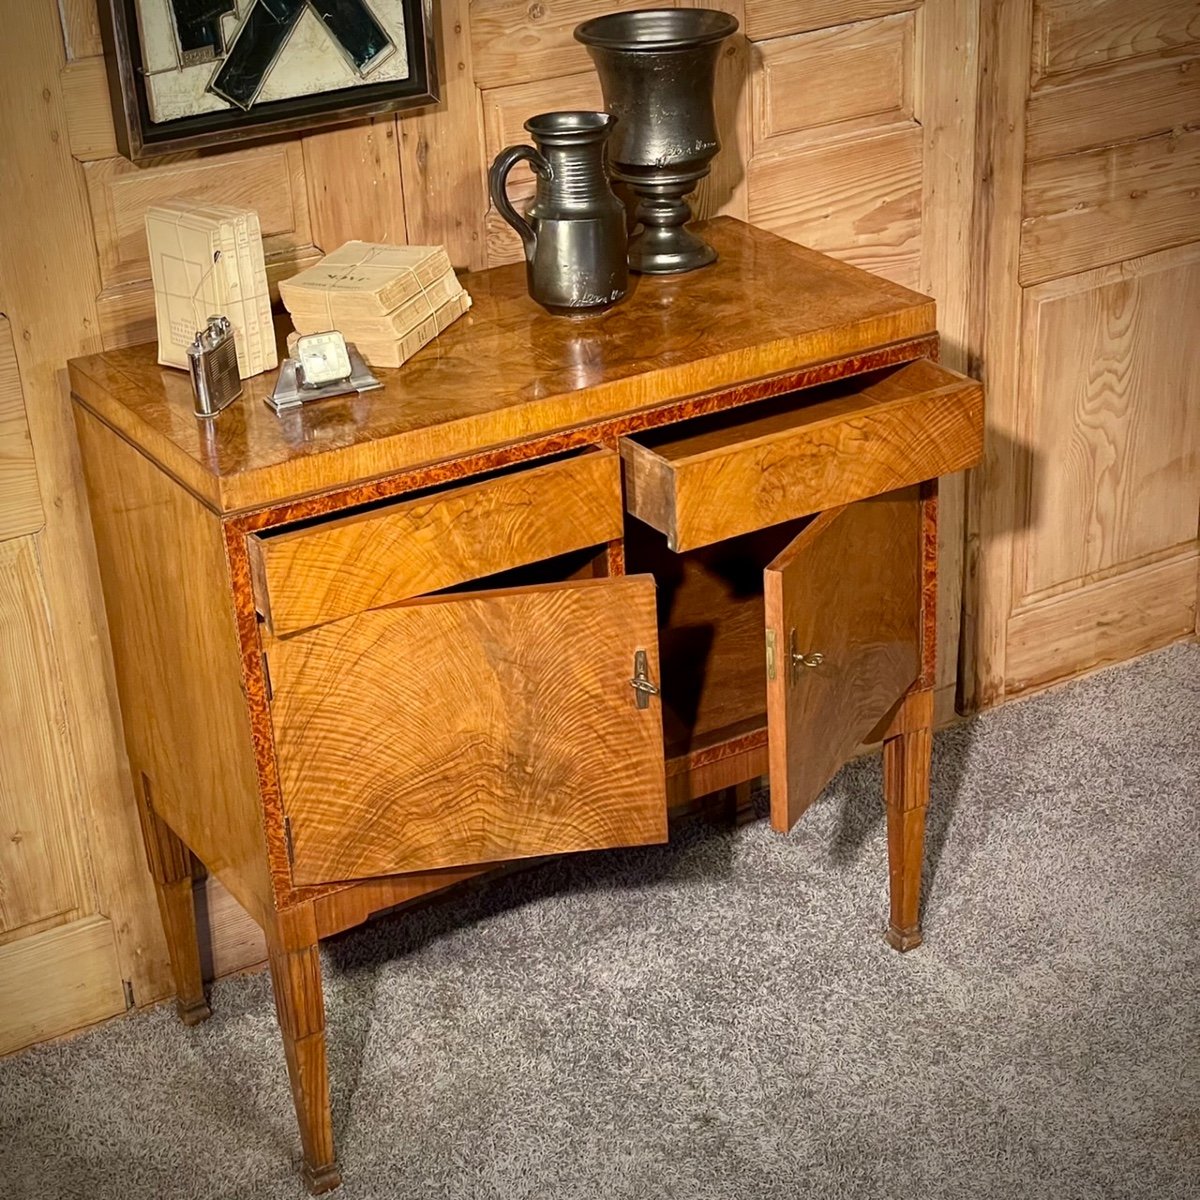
[145,201,276,380]
[279,242,472,369]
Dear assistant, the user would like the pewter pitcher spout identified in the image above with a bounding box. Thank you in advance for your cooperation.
[488,111,629,314]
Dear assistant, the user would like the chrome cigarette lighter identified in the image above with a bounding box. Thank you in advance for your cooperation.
[186,315,242,417]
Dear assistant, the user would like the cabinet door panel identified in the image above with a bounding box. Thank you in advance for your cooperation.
[270,575,667,885]
[765,491,920,832]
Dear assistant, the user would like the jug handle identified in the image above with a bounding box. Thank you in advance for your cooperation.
[488,145,551,256]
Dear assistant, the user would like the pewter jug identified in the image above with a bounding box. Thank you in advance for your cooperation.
[488,111,628,313]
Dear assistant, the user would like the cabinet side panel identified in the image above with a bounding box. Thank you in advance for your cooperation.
[74,410,272,926]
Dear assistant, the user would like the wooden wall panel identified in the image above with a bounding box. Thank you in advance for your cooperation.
[749,124,924,288]
[966,0,1200,708]
[470,0,668,88]
[1020,128,1200,285]
[1026,52,1200,161]
[0,539,86,938]
[747,0,919,42]
[752,13,913,147]
[481,73,604,196]
[0,916,126,1055]
[0,0,170,1033]
[84,144,314,292]
[1005,551,1197,694]
[399,0,489,269]
[57,0,103,59]
[1014,245,1200,604]
[61,57,116,161]
[302,121,408,249]
[0,319,44,542]
[1032,0,1200,82]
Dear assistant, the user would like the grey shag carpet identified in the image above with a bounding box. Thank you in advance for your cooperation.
[3,643,1198,1200]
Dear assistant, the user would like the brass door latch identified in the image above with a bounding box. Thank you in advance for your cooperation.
[767,629,824,684]
[630,648,660,709]
[788,628,824,683]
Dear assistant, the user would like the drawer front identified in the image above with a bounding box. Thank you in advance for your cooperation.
[620,358,982,551]
[268,575,668,885]
[250,450,623,635]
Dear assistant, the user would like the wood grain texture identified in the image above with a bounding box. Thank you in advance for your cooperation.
[1005,550,1198,696]
[1020,128,1200,285]
[135,780,210,1025]
[0,0,169,1006]
[749,123,924,289]
[68,220,937,513]
[1015,244,1200,604]
[74,410,274,926]
[196,875,267,980]
[961,0,1037,711]
[57,0,103,59]
[470,0,663,88]
[267,919,339,1194]
[302,120,407,250]
[0,318,44,541]
[1031,0,1200,82]
[60,56,117,160]
[250,450,623,635]
[752,13,913,146]
[0,915,126,1055]
[766,491,921,832]
[272,576,668,885]
[1026,52,1200,161]
[883,686,933,951]
[0,538,86,935]
[747,0,918,42]
[83,142,313,293]
[398,0,489,270]
[621,358,983,551]
[917,0,982,708]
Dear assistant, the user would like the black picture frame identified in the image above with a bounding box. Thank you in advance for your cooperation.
[97,0,438,163]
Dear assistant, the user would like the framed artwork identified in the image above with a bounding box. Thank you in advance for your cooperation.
[97,0,438,162]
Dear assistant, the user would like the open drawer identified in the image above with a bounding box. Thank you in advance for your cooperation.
[621,358,982,551]
[249,449,623,635]
[267,574,668,885]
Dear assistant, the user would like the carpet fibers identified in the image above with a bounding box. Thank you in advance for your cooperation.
[3,644,1198,1199]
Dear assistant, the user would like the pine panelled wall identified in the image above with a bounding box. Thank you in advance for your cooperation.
[963,0,1200,708]
[0,0,1194,1053]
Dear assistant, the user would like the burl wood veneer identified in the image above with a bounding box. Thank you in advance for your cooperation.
[70,219,983,1193]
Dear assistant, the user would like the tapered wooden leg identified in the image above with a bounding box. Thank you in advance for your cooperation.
[882,689,933,952]
[268,912,340,1194]
[135,778,210,1024]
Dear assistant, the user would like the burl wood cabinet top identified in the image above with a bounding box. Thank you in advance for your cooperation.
[68,219,936,515]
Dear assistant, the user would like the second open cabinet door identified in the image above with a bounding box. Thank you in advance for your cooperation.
[269,575,668,885]
[765,491,922,833]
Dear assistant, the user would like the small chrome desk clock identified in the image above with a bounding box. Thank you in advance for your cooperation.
[266,331,382,414]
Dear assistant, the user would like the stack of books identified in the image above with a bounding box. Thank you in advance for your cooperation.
[145,201,275,380]
[279,242,472,369]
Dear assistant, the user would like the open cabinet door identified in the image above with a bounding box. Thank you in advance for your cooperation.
[269,575,667,885]
[765,491,921,833]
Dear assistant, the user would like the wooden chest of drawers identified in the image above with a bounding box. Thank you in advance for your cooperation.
[69,219,983,1193]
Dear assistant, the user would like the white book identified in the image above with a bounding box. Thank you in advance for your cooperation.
[145,201,275,380]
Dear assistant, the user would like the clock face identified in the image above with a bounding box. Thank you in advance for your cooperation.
[297,332,353,386]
